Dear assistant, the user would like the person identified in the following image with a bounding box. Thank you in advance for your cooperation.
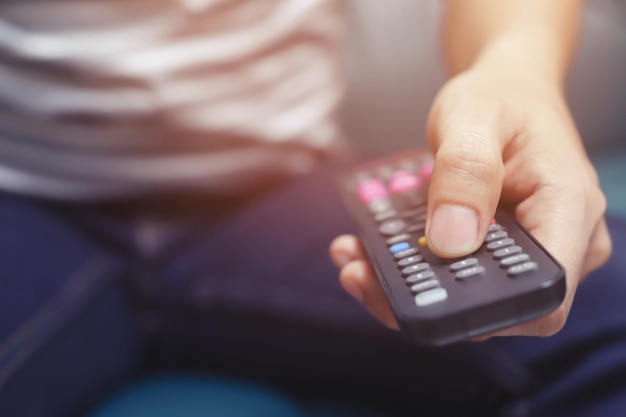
[0,1,624,416]
[332,0,613,339]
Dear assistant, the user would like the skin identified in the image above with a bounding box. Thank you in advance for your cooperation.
[329,0,613,338]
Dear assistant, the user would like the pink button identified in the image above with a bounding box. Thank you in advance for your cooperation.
[389,171,422,194]
[357,179,388,203]
[420,162,434,181]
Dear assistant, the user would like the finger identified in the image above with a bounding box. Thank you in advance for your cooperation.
[426,95,507,258]
[486,189,611,339]
[510,185,589,336]
[339,260,399,330]
[581,217,612,277]
[329,235,366,268]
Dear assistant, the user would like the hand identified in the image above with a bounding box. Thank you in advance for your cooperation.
[330,58,612,338]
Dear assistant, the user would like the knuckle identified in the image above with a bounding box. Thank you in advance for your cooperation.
[437,137,503,184]
[598,234,613,264]
[591,223,613,271]
[594,188,608,217]
[585,187,612,268]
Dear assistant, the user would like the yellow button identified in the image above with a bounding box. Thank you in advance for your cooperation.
[418,236,427,246]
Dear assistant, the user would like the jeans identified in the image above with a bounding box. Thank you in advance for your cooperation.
[1,165,625,417]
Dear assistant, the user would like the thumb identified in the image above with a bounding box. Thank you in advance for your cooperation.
[425,99,506,258]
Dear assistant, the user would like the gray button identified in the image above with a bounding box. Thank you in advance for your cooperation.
[410,279,440,294]
[386,233,412,246]
[493,246,522,260]
[415,288,448,307]
[376,165,396,180]
[374,210,397,222]
[393,247,419,260]
[397,255,425,268]
[486,238,515,252]
[507,261,538,277]
[379,219,407,236]
[368,199,393,214]
[397,160,419,172]
[405,270,435,284]
[407,222,426,233]
[488,224,503,232]
[449,258,479,272]
[401,208,427,222]
[401,262,430,277]
[500,253,530,268]
[485,230,508,242]
[403,193,427,207]
[455,266,485,280]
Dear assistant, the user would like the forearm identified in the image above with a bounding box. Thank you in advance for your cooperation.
[443,0,585,85]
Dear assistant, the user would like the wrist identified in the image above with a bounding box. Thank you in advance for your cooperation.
[472,31,571,90]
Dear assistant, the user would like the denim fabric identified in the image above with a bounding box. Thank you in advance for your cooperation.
[0,165,625,417]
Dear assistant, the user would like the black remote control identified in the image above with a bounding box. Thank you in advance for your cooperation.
[338,150,566,346]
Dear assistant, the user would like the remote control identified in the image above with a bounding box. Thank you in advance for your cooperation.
[338,149,566,346]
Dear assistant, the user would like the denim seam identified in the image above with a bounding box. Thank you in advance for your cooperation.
[0,255,119,389]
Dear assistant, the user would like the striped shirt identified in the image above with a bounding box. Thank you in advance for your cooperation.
[0,0,345,199]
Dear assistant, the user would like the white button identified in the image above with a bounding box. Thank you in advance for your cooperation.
[415,288,448,307]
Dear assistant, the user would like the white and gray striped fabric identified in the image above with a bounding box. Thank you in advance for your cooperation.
[0,0,345,199]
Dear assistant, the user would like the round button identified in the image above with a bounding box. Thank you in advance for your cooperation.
[397,255,425,268]
[368,199,393,214]
[379,219,407,236]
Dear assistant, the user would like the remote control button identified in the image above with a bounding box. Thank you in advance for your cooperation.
[376,164,396,181]
[379,219,407,236]
[387,234,412,246]
[397,255,425,268]
[400,207,427,220]
[488,223,503,232]
[389,242,410,254]
[389,171,422,194]
[357,179,387,204]
[393,247,419,260]
[410,279,440,294]
[374,210,397,222]
[486,238,515,252]
[401,263,430,277]
[500,253,530,268]
[508,261,538,277]
[405,270,435,284]
[449,258,479,272]
[455,266,485,280]
[493,245,522,260]
[368,199,393,214]
[402,192,427,208]
[407,222,426,234]
[415,287,448,307]
[485,230,508,242]
[397,159,419,173]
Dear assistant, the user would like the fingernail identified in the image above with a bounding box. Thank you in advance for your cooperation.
[429,204,479,254]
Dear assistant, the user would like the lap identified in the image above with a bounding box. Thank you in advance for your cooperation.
[144,164,626,416]
[2,164,626,417]
[0,193,140,417]
[140,166,508,415]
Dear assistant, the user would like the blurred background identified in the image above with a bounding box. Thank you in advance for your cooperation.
[342,0,626,217]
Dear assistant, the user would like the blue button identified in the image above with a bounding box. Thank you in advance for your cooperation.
[389,242,410,254]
